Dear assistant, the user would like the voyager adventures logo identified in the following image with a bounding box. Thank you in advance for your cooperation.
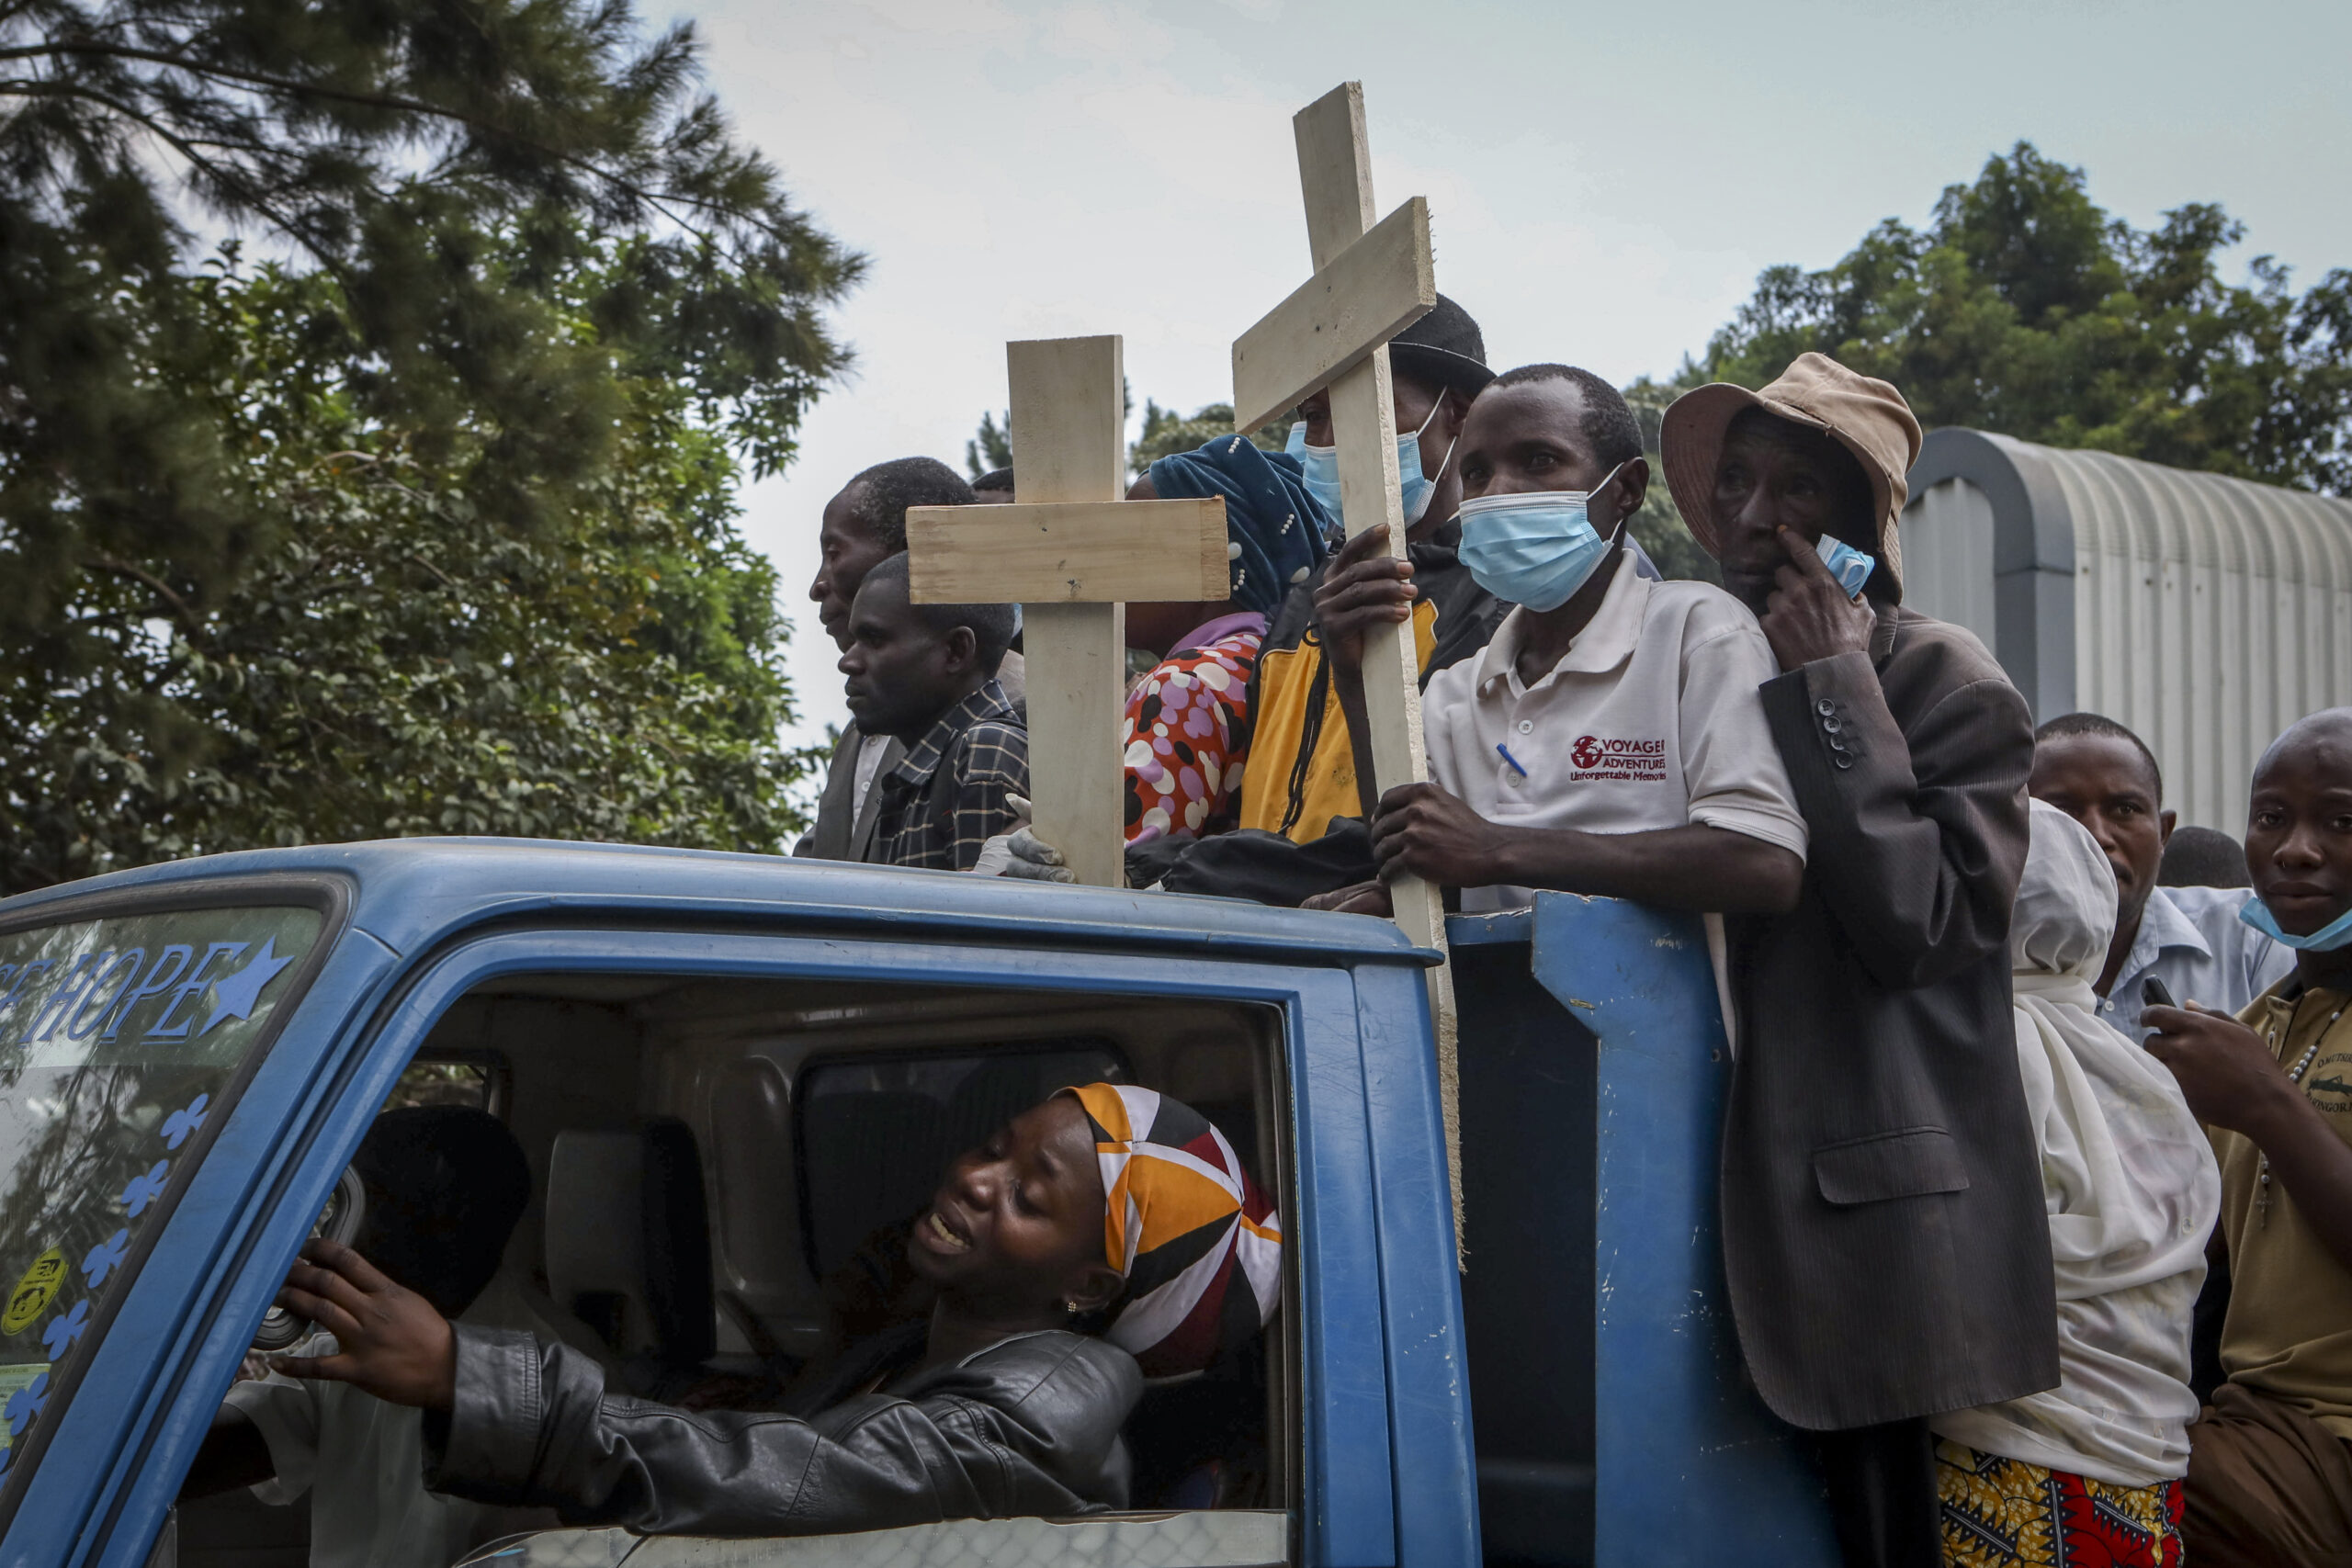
[1567,735,1668,783]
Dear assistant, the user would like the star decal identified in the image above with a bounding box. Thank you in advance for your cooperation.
[41,1299,89,1359]
[121,1158,170,1217]
[162,1093,209,1150]
[81,1229,130,1289]
[4,1372,46,1438]
[199,936,294,1036]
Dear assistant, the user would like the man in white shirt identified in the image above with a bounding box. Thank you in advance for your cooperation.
[1305,364,1807,921]
[2029,711,2290,1033]
[180,1107,578,1568]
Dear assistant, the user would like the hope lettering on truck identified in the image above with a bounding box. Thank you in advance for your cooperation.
[1567,735,1669,784]
[0,936,295,1049]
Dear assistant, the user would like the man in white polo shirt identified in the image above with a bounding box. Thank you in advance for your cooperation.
[1305,363,1807,923]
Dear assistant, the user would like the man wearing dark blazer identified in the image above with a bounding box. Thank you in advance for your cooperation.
[1662,355,2058,1568]
[791,457,1025,863]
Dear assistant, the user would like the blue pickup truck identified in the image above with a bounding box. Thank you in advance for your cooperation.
[0,840,1838,1567]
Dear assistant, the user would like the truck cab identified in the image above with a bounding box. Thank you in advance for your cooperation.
[0,839,1833,1567]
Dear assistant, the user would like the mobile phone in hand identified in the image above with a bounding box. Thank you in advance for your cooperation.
[2143,976,2178,1012]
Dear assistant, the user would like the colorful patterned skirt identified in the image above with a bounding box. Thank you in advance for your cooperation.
[1936,1440,2184,1567]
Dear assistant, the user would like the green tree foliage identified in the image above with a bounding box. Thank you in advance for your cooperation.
[1,0,857,890]
[1129,400,1287,477]
[964,396,1284,486]
[967,410,1012,477]
[1698,142,2352,492]
[2,0,862,640]
[1,253,824,894]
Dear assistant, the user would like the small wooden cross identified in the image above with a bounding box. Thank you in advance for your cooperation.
[1233,81,1466,1252]
[904,334,1228,888]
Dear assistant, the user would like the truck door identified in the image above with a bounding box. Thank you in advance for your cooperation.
[150,920,1439,1568]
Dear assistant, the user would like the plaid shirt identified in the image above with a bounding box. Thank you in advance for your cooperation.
[873,679,1029,872]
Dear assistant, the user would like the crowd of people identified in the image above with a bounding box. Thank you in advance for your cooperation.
[198,295,2352,1568]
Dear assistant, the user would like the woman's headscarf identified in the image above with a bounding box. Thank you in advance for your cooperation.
[1147,434,1330,616]
[1060,1082,1283,1379]
[1933,802,2220,1485]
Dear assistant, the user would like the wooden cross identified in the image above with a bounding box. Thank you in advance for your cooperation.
[904,334,1228,888]
[1232,81,1466,1251]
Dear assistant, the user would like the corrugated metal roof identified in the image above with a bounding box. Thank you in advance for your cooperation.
[1901,430,2352,832]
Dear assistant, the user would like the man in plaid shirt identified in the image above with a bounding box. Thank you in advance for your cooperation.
[839,554,1027,872]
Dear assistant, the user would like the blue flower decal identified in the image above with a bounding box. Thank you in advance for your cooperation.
[4,1372,47,1438]
[161,1093,209,1151]
[81,1228,129,1289]
[41,1299,90,1360]
[121,1159,169,1217]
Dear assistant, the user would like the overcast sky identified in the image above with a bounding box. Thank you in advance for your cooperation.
[680,0,2352,755]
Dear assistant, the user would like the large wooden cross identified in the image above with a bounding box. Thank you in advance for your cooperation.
[904,334,1228,888]
[1232,82,1466,1248]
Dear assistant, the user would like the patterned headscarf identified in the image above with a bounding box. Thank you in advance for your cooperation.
[1147,434,1330,615]
[1059,1082,1283,1379]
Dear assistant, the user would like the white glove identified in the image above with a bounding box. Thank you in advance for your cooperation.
[976,795,1078,883]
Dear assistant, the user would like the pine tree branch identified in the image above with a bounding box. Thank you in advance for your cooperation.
[1,39,796,250]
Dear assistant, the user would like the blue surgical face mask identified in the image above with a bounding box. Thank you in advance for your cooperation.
[1454,464,1631,613]
[1287,398,1453,534]
[2241,894,2352,952]
[1816,535,1876,600]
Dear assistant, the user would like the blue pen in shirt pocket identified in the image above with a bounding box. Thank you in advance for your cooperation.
[1497,743,1530,779]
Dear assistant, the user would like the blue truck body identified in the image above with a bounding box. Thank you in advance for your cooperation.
[0,840,1836,1566]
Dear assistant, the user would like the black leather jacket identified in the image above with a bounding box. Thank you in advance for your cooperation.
[423,1325,1142,1536]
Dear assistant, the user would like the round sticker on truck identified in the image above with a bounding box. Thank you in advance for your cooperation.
[3,1249,67,1337]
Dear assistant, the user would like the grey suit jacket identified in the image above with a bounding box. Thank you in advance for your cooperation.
[1723,604,2060,1431]
[796,725,902,864]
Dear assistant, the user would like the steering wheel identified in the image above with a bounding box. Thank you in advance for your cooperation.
[250,1166,367,1352]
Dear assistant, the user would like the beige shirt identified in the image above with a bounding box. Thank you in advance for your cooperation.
[2214,982,2352,1437]
[1420,552,1809,914]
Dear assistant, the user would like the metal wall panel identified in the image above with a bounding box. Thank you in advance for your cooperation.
[1897,478,1999,649]
[1900,433,2352,833]
[2057,450,2352,833]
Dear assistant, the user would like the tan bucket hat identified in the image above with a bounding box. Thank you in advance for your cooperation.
[1661,352,1923,592]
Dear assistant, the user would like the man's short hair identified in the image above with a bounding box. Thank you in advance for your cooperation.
[352,1106,531,1316]
[2159,824,2250,888]
[845,457,974,552]
[972,467,1015,495]
[2035,711,2163,799]
[858,553,1017,670]
[1486,365,1645,472]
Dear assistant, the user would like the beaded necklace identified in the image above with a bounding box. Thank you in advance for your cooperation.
[2258,997,2343,1225]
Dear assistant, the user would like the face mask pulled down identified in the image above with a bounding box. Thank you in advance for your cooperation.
[1455,464,1630,613]
[1287,399,1453,535]
[2241,895,2352,953]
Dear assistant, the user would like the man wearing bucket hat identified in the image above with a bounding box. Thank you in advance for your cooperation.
[1662,354,2056,1568]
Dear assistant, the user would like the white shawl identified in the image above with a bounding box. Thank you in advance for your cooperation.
[1930,801,2220,1486]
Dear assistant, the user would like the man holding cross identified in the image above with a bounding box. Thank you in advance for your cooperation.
[1302,363,1809,934]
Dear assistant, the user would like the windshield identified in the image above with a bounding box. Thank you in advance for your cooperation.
[0,905,322,1483]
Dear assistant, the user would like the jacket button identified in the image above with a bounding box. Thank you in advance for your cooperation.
[1822,717,1841,733]
[1834,754,1854,770]
[1815,698,1836,716]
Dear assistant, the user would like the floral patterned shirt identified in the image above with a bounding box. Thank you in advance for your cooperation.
[1124,613,1266,844]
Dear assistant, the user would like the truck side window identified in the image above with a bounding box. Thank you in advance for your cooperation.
[191,971,1295,1565]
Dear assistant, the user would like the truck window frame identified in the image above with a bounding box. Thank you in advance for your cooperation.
[292,925,1316,1563]
[0,874,351,1532]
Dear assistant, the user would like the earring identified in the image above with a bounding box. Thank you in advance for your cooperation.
[1064,1301,1080,1314]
